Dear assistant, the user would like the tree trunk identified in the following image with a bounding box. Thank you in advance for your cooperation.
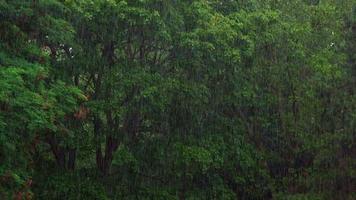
[47,135,66,169]
[94,115,119,175]
[96,136,119,175]
[67,148,76,170]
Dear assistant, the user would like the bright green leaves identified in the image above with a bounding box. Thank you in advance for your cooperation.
[112,145,137,168]
[310,49,345,82]
[49,82,84,117]
[0,58,83,198]
[173,143,213,175]
[0,63,84,133]
[0,65,47,132]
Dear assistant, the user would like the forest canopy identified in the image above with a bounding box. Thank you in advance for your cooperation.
[0,0,355,199]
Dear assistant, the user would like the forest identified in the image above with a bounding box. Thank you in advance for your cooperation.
[0,0,355,199]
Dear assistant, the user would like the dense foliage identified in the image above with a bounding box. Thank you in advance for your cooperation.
[0,0,355,199]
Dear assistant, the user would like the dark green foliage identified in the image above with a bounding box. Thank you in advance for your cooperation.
[0,0,355,199]
[33,171,108,200]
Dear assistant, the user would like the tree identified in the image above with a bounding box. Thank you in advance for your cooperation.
[0,0,354,199]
